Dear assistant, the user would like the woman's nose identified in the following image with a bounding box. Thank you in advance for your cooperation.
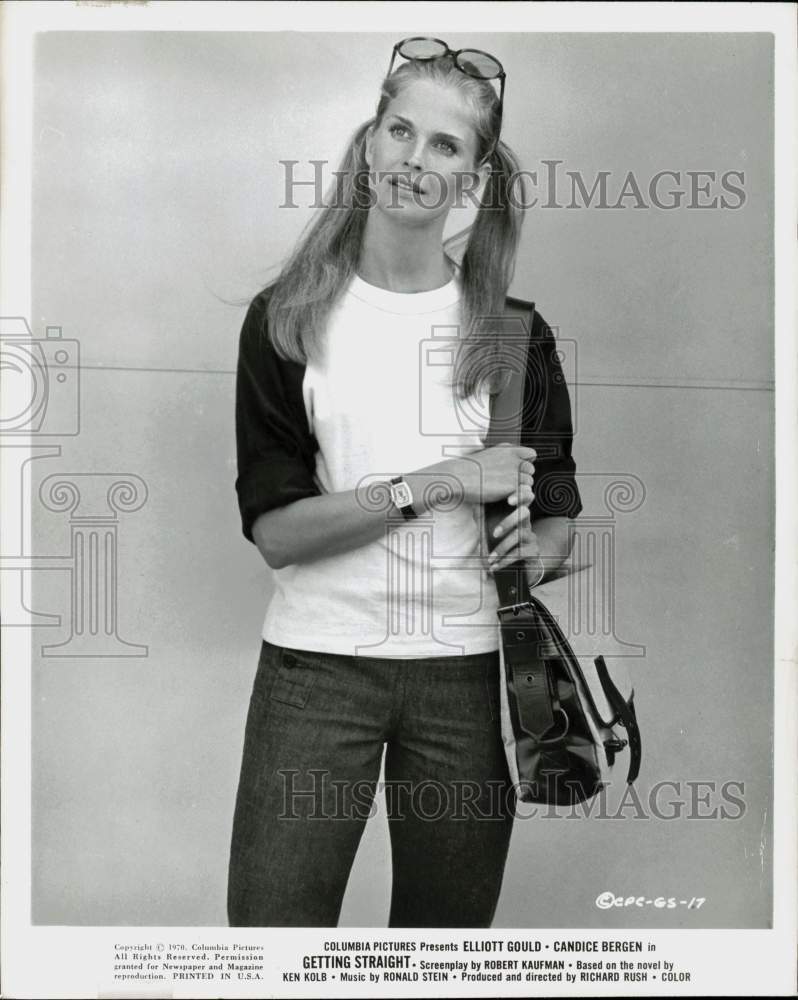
[403,140,425,171]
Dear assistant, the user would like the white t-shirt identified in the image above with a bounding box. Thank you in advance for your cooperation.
[261,272,500,657]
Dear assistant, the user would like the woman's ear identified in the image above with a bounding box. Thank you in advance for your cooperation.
[476,158,492,191]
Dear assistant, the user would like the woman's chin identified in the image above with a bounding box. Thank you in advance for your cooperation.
[374,194,449,227]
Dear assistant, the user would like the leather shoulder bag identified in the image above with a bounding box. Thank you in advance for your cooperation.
[484,301,642,805]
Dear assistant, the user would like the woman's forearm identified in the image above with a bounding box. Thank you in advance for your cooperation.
[251,460,457,569]
[525,516,575,587]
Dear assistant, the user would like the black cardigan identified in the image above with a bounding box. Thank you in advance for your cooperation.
[235,289,582,544]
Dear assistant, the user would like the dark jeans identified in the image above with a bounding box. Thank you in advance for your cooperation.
[227,640,515,927]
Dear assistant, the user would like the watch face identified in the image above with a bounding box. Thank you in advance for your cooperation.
[393,482,412,507]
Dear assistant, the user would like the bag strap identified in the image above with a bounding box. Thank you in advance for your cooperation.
[488,303,566,754]
[594,656,643,784]
[485,301,535,611]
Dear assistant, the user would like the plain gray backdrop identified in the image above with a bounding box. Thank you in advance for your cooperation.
[30,31,773,927]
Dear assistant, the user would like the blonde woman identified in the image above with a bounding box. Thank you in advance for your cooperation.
[229,37,582,927]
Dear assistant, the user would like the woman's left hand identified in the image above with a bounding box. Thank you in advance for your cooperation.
[487,499,541,576]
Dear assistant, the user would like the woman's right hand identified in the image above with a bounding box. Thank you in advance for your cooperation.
[445,444,537,506]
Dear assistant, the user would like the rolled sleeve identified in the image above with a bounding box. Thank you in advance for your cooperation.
[522,313,583,521]
[234,294,321,543]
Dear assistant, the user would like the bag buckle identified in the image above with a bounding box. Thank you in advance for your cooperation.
[497,600,533,618]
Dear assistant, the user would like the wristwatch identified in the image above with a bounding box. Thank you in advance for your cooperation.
[389,476,417,521]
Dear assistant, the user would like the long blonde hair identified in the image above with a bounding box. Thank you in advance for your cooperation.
[262,54,527,398]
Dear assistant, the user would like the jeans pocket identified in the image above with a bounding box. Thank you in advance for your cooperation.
[269,647,320,710]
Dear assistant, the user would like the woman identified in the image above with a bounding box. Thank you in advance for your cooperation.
[228,37,582,928]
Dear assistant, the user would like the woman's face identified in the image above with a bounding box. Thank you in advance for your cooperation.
[365,78,490,226]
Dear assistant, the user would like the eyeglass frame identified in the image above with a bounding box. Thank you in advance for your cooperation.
[386,36,506,152]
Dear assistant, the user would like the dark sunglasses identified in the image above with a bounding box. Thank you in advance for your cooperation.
[387,36,506,140]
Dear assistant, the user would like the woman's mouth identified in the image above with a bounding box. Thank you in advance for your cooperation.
[389,175,424,196]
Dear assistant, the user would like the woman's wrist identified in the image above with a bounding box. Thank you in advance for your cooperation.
[403,459,466,515]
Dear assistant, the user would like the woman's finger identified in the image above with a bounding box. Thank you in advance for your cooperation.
[488,534,517,566]
[489,541,523,573]
[491,500,532,537]
[509,473,533,503]
[491,535,539,573]
[505,484,535,508]
[488,524,533,565]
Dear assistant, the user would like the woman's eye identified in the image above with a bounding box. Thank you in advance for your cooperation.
[387,124,456,155]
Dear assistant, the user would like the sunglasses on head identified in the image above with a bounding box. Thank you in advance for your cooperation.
[387,37,506,142]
